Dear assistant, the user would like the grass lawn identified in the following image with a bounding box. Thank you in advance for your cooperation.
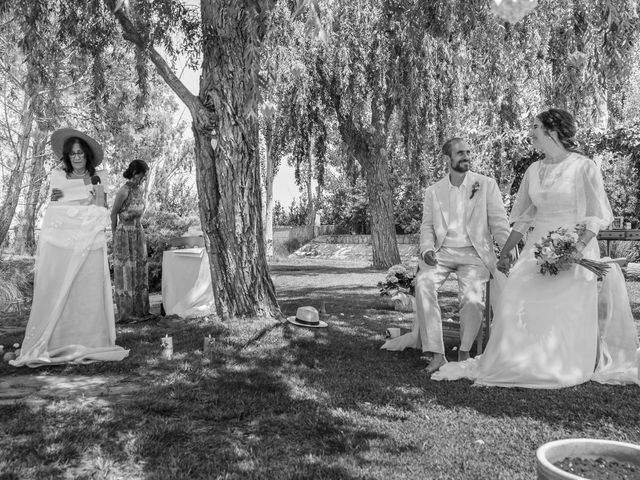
[0,258,639,479]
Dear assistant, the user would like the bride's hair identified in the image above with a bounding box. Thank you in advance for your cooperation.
[537,109,583,153]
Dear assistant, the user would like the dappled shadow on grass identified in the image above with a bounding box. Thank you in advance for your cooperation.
[277,285,458,319]
[274,277,640,436]
[428,379,640,433]
[269,263,379,276]
[0,317,392,479]
[2,268,639,478]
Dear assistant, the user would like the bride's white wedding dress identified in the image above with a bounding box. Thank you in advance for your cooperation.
[11,170,129,368]
[432,154,639,388]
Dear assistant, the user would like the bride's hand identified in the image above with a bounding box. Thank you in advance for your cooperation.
[571,250,584,262]
[572,240,587,261]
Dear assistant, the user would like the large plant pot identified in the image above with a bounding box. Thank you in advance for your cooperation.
[391,292,415,312]
[536,438,640,480]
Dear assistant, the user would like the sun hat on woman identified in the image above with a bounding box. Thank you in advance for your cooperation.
[50,128,104,166]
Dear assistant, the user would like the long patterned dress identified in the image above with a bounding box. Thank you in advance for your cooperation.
[113,181,150,322]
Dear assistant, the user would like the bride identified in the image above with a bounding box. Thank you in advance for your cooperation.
[432,109,639,388]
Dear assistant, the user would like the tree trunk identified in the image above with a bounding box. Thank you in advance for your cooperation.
[192,0,280,319]
[111,0,280,319]
[321,72,401,268]
[362,150,400,268]
[18,126,47,255]
[594,88,609,132]
[0,94,34,248]
[192,124,279,319]
[305,143,316,228]
[331,106,401,268]
[263,118,275,257]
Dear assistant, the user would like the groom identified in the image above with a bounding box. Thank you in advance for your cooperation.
[418,138,510,373]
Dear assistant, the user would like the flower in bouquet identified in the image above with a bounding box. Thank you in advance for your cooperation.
[377,264,417,296]
[534,225,610,277]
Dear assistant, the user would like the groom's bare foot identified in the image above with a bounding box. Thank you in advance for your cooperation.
[458,350,470,362]
[424,353,447,374]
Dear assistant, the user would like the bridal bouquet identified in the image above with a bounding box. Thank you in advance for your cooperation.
[378,264,416,296]
[534,225,610,277]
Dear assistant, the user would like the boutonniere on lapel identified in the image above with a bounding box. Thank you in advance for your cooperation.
[470,181,480,199]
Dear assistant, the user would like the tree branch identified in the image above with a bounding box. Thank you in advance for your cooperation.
[106,0,198,116]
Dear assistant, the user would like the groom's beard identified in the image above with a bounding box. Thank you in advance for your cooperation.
[452,161,470,173]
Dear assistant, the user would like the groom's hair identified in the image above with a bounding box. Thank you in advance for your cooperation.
[442,137,465,158]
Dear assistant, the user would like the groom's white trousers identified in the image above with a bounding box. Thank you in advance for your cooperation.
[416,246,490,355]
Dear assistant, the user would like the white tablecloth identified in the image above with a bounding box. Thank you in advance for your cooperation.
[161,248,215,318]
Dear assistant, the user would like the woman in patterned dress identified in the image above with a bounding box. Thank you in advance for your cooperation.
[111,159,150,322]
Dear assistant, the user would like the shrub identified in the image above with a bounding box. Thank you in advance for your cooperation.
[0,255,35,306]
[599,240,640,262]
[283,238,301,253]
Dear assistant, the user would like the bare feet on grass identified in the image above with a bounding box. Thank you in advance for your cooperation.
[424,353,447,374]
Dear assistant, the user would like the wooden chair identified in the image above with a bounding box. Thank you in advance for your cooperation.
[440,278,496,353]
[476,280,492,355]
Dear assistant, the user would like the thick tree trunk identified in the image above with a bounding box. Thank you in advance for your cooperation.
[192,0,280,319]
[18,127,47,255]
[321,71,401,268]
[332,107,401,268]
[362,150,400,268]
[192,125,279,319]
[0,94,34,248]
[111,0,280,319]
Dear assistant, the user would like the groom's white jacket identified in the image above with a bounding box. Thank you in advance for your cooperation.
[419,171,511,273]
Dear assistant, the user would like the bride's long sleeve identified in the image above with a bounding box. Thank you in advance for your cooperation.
[576,157,614,234]
[509,164,537,235]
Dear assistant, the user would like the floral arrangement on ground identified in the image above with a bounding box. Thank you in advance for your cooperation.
[377,264,417,297]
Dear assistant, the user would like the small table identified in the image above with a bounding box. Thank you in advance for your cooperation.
[597,229,640,257]
[161,248,215,318]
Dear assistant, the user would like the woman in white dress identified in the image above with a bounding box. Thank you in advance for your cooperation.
[11,129,129,368]
[432,109,639,388]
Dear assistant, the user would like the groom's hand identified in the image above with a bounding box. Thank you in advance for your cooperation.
[422,250,437,266]
[497,255,511,275]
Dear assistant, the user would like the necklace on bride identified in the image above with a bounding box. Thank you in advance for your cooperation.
[69,169,88,178]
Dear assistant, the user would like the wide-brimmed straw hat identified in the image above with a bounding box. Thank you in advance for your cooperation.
[286,306,328,328]
[51,128,104,167]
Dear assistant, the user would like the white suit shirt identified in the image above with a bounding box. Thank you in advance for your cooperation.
[443,174,473,248]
